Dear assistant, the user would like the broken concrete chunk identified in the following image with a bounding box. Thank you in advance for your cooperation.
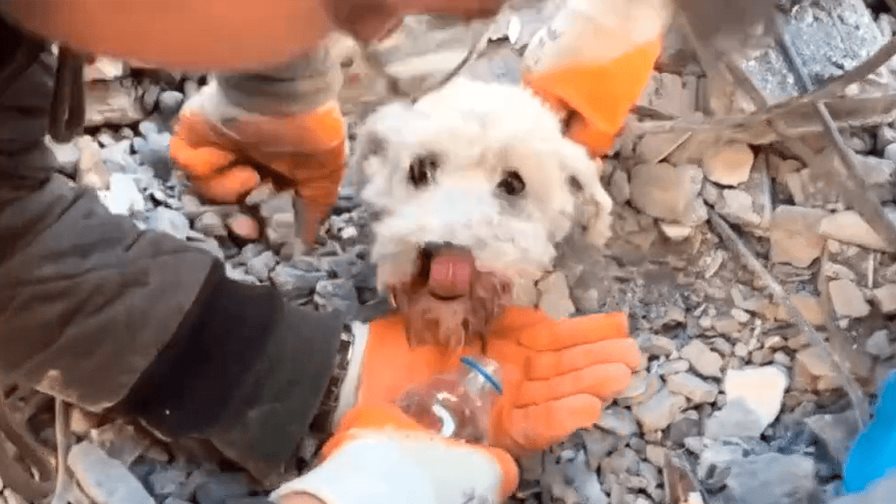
[714,188,762,227]
[680,340,723,378]
[872,284,896,315]
[630,163,707,226]
[537,271,575,319]
[666,372,718,404]
[639,334,677,357]
[148,207,191,241]
[702,143,754,187]
[632,387,687,432]
[769,206,828,267]
[723,366,788,431]
[68,441,154,504]
[806,411,861,464]
[819,210,896,252]
[828,279,871,319]
[98,173,145,216]
[85,79,146,127]
[722,453,817,504]
[596,407,639,437]
[636,132,692,164]
[865,330,893,359]
[194,212,228,238]
[246,250,278,281]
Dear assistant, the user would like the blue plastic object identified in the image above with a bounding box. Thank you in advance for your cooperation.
[843,371,896,494]
[460,356,503,395]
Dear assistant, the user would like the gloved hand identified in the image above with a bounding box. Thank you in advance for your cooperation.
[348,307,640,454]
[522,0,673,157]
[169,84,346,246]
[270,403,519,504]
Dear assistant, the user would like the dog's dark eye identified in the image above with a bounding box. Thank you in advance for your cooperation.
[497,170,525,196]
[409,153,439,188]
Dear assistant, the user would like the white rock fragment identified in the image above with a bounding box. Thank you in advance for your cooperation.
[98,173,145,216]
[147,207,190,241]
[828,279,871,318]
[715,189,761,227]
[666,372,718,404]
[769,206,828,267]
[658,221,694,241]
[680,340,723,378]
[537,271,575,318]
[872,284,896,315]
[633,387,687,432]
[705,366,788,438]
[702,143,754,186]
[629,163,708,225]
[819,210,896,252]
[68,441,154,504]
[85,79,146,127]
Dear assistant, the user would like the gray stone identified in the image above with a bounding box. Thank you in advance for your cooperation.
[134,132,173,179]
[88,420,151,466]
[639,334,676,357]
[714,188,761,227]
[873,284,896,315]
[247,251,278,281]
[666,372,718,404]
[805,411,861,464]
[828,279,871,318]
[541,449,608,504]
[195,473,253,504]
[721,453,818,504]
[667,415,701,445]
[194,212,228,238]
[704,399,767,439]
[85,78,146,127]
[68,441,154,504]
[632,387,687,432]
[582,429,622,469]
[865,330,893,359]
[537,271,575,318]
[158,90,186,116]
[315,279,360,317]
[148,207,191,241]
[609,168,630,204]
[629,163,707,225]
[658,359,690,376]
[769,206,828,267]
[596,407,639,437]
[148,468,189,497]
[271,264,327,300]
[680,340,723,378]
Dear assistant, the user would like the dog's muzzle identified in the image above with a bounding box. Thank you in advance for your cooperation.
[389,242,512,349]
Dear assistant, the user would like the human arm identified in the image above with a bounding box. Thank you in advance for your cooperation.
[0,0,506,72]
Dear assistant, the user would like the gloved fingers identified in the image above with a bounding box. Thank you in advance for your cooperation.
[526,338,641,380]
[519,311,629,350]
[566,113,614,158]
[501,394,603,452]
[189,164,261,204]
[170,135,238,178]
[516,362,632,406]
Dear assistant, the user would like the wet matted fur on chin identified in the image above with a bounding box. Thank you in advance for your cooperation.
[350,78,614,348]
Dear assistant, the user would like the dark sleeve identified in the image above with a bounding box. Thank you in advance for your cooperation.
[0,16,342,482]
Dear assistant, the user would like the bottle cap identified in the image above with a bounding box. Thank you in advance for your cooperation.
[460,356,503,395]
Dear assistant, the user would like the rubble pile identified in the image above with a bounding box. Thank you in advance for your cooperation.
[5,0,896,503]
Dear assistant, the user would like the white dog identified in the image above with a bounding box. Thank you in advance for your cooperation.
[351,77,614,347]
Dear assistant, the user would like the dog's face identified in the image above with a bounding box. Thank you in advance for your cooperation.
[352,78,613,346]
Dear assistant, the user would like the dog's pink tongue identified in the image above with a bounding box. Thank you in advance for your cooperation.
[428,250,474,298]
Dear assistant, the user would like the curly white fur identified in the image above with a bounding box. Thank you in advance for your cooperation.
[352,78,613,290]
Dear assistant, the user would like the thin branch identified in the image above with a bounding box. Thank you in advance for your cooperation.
[50,399,73,504]
[774,16,896,249]
[631,36,896,136]
[708,211,867,428]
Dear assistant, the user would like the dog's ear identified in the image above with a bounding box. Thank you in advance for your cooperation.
[558,141,614,247]
[350,101,421,184]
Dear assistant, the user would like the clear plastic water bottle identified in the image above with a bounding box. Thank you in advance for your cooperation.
[396,356,503,443]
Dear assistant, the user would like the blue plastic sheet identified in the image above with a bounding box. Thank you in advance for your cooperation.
[843,371,896,494]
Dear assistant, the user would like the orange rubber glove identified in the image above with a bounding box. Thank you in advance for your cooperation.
[271,403,519,504]
[522,0,673,157]
[350,307,640,454]
[170,86,346,246]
